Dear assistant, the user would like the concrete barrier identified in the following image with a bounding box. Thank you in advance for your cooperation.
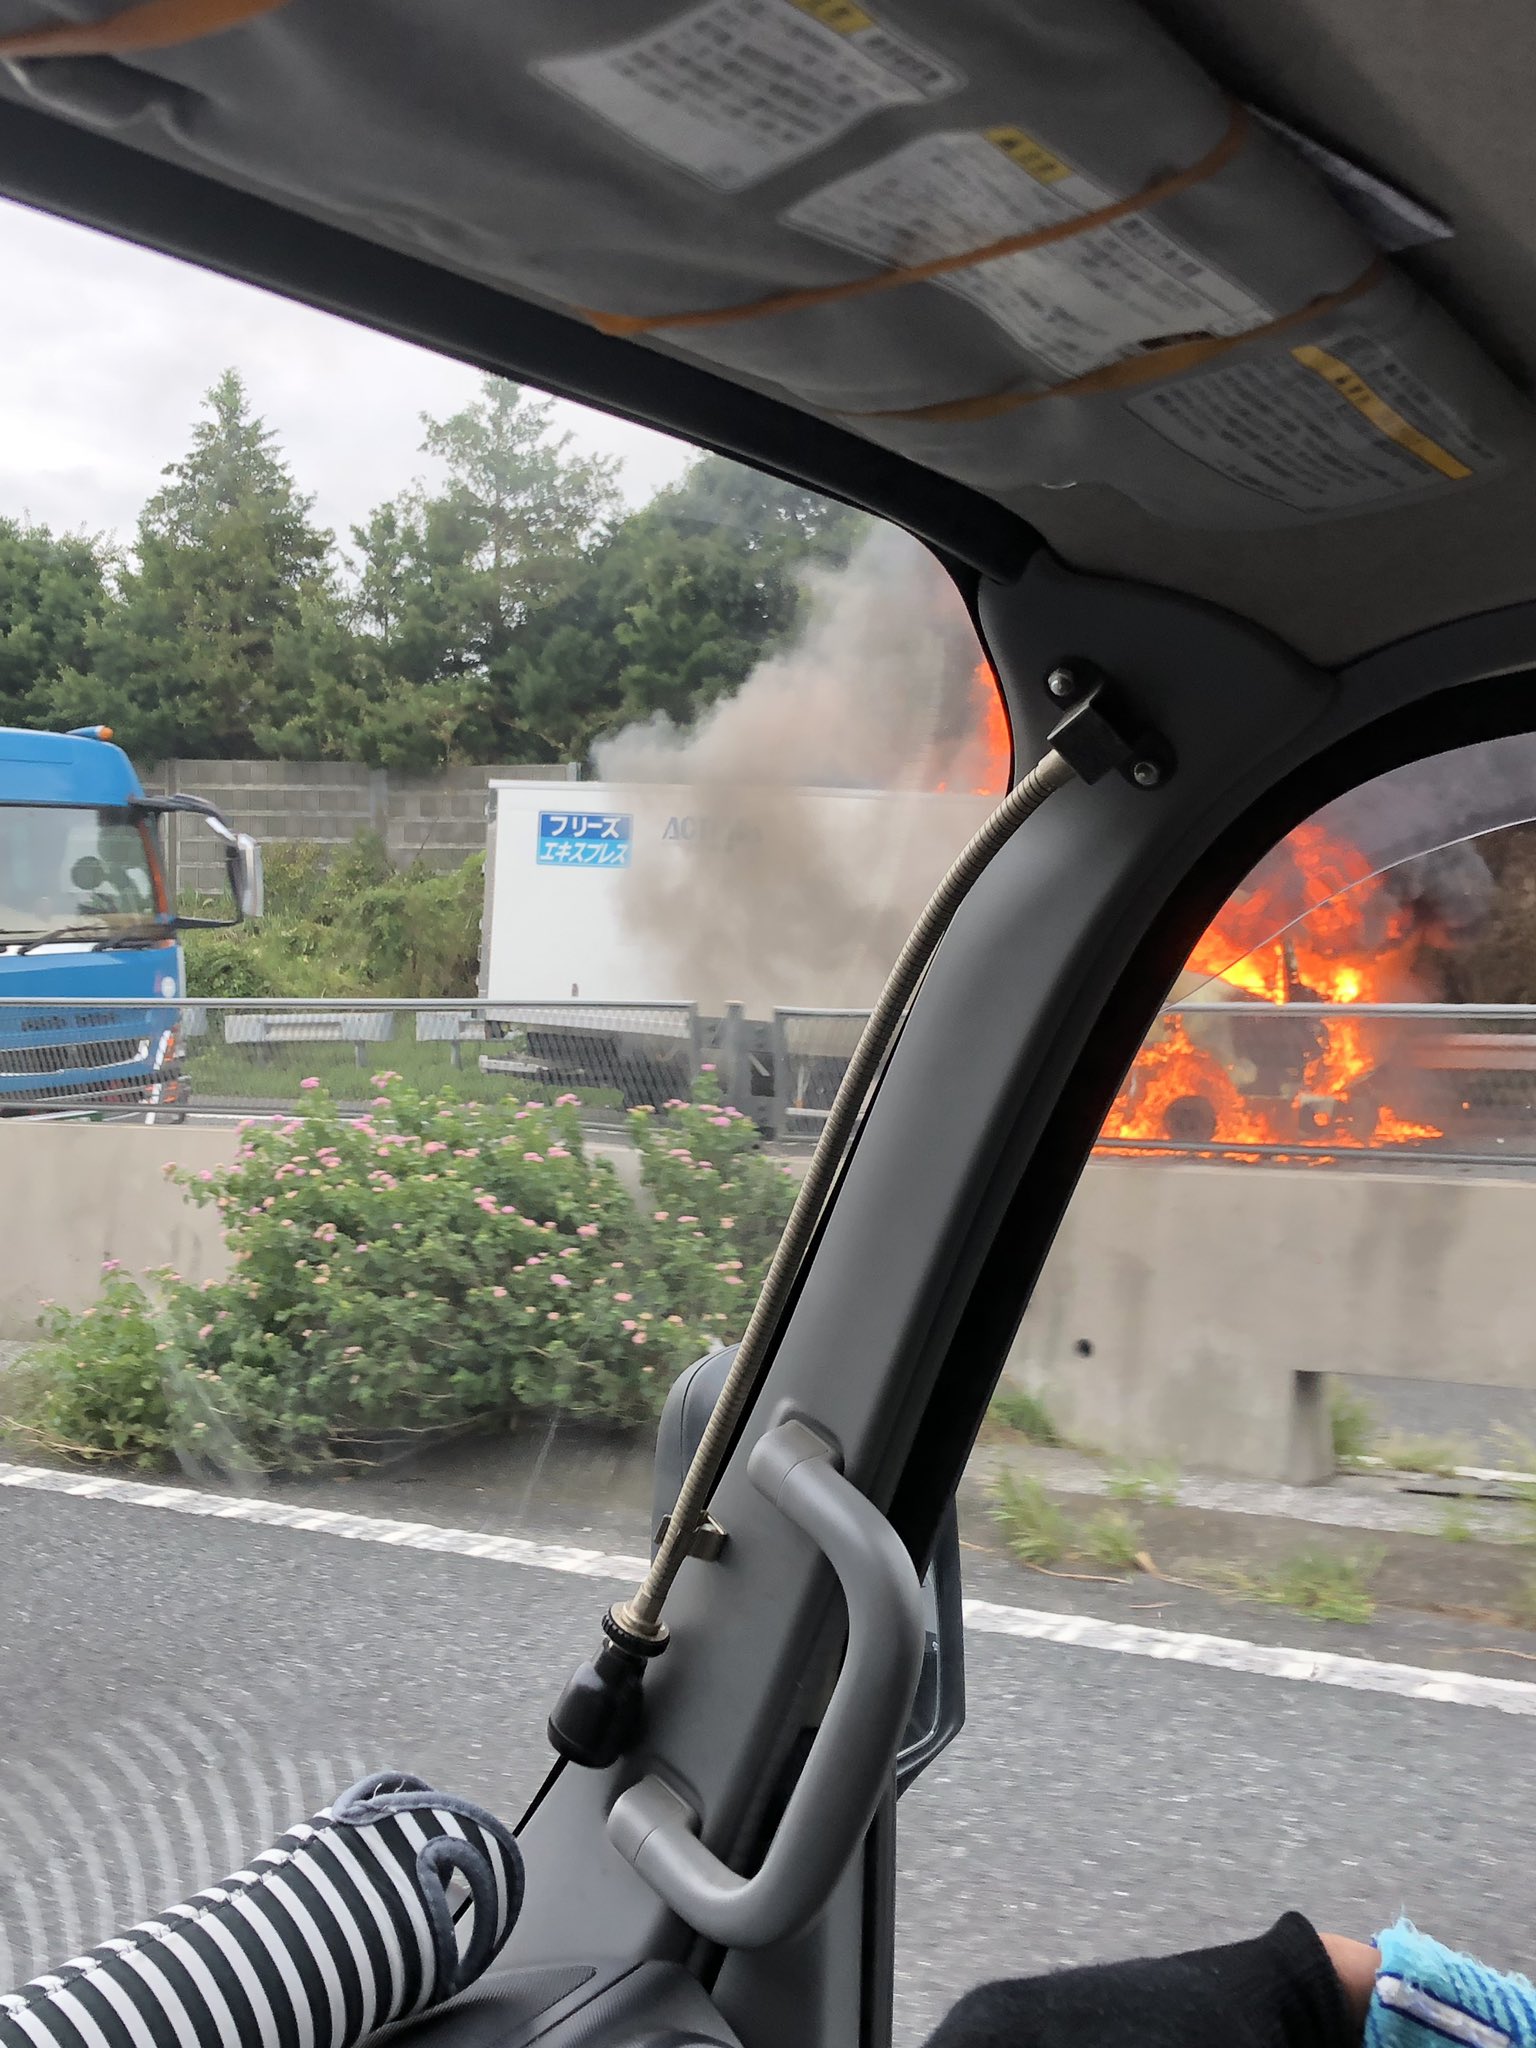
[10,1128,1530,1489]
[1006,1161,1536,1484]
[0,1123,237,1338]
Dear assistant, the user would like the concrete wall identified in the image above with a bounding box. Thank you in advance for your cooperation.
[147,759,579,893]
[0,1127,682,1339]
[10,1130,1535,1487]
[0,1124,236,1338]
[1006,1161,1536,1484]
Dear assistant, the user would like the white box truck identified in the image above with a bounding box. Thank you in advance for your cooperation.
[479,779,995,1127]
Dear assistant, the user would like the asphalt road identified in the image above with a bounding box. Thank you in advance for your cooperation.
[4,1487,1536,2047]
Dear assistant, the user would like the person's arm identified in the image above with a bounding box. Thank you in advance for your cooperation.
[922,1913,1358,2048]
[1320,1933,1380,2035]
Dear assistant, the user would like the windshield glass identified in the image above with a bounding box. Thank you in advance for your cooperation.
[0,805,160,937]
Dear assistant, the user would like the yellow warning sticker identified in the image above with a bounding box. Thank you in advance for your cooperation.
[1127,331,1496,512]
[984,126,1072,186]
[1292,344,1472,480]
[788,0,875,30]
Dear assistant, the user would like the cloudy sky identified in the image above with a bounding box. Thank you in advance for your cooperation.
[0,195,693,557]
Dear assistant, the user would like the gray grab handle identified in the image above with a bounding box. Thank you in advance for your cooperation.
[606,1419,925,1949]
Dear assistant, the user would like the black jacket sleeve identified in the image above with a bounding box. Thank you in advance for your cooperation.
[921,1912,1356,2048]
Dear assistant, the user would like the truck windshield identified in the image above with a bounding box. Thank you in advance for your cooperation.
[0,805,161,939]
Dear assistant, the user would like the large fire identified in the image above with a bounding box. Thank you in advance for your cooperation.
[1101,820,1444,1153]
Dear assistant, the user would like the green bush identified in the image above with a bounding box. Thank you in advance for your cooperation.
[8,1072,788,1472]
[182,835,485,1000]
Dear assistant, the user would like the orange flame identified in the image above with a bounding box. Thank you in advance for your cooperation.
[932,662,1012,795]
[1102,819,1443,1153]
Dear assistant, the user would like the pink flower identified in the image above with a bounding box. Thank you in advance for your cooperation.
[622,1319,637,1332]
[523,1152,543,1163]
[343,1345,362,1359]
[614,1291,633,1303]
[721,1218,735,1230]
[547,1145,570,1159]
[371,1071,401,1086]
[576,1223,599,1238]
[101,1257,122,1273]
[709,1115,731,1128]
[654,1210,669,1222]
[632,1331,648,1345]
[700,1063,717,1073]
[555,1093,580,1107]
[197,1322,213,1339]
[197,1168,214,1182]
[491,1285,508,1299]
[550,1273,572,1289]
[299,1076,320,1090]
[422,1141,447,1154]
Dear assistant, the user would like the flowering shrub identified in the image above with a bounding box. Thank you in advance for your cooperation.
[628,1068,797,1326]
[9,1075,799,1472]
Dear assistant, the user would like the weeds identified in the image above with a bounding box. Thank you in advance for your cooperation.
[992,1474,1072,1566]
[1377,1433,1472,1478]
[1105,1459,1179,1506]
[1193,1548,1380,1623]
[987,1388,1061,1446]
[1079,1509,1143,1571]
[1436,1502,1475,1543]
[1328,1383,1378,1464]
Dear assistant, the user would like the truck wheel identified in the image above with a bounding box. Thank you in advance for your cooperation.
[1162,1094,1218,1144]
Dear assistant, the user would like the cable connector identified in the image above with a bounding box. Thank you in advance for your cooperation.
[1043,663,1174,790]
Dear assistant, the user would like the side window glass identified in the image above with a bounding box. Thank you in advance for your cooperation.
[901,734,1536,2042]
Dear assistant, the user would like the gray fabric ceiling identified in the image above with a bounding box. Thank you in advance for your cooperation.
[0,0,1531,666]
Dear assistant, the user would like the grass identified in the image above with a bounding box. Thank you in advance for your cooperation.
[1105,1458,1180,1506]
[992,1474,1072,1567]
[1079,1508,1143,1570]
[1435,1502,1475,1543]
[992,1477,1145,1576]
[1329,1383,1378,1464]
[1195,1548,1380,1624]
[987,1387,1061,1446]
[1376,1433,1474,1478]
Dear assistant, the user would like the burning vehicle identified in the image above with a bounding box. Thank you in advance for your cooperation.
[1104,821,1496,1152]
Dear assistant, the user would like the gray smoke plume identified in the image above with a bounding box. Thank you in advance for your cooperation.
[593,527,994,791]
[589,529,1006,1015]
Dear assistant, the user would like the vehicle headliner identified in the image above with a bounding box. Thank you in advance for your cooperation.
[0,0,1531,668]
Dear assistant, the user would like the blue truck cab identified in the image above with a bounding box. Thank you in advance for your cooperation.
[0,725,261,1116]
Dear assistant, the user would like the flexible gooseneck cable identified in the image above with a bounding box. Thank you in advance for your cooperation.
[613,744,1077,1642]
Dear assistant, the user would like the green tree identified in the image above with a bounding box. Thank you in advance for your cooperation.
[46,369,345,759]
[497,454,872,759]
[0,518,114,731]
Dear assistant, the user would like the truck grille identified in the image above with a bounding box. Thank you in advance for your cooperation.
[0,1035,147,1078]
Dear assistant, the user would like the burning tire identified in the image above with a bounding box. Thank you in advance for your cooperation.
[1160,1093,1219,1145]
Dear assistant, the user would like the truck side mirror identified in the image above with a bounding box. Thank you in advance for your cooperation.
[228,833,264,920]
[651,1348,965,1794]
[135,797,263,928]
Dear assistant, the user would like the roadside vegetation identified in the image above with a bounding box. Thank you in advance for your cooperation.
[2,1072,793,1473]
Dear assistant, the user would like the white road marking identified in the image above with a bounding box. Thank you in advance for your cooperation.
[6,1459,1536,1717]
[962,1598,1536,1717]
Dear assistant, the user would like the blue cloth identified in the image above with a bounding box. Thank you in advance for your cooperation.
[1369,1920,1536,2048]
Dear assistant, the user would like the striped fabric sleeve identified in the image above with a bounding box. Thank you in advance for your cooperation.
[0,1773,524,2048]
[1368,1921,1536,2048]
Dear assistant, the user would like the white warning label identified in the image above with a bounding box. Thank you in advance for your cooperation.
[537,0,963,194]
[783,126,1271,378]
[1127,332,1500,512]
